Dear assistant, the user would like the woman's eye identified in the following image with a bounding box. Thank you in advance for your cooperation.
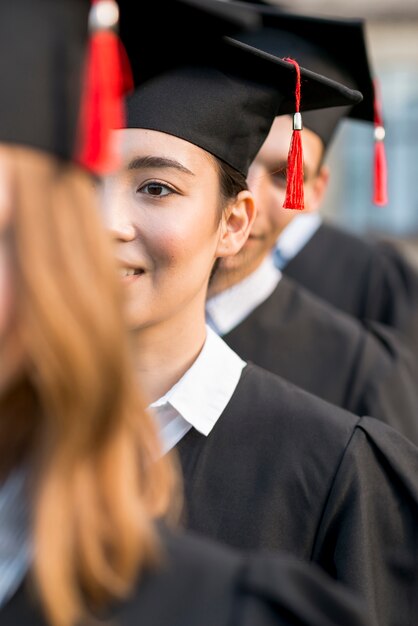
[137,182,174,197]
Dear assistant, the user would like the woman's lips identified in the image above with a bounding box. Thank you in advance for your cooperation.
[119,267,145,283]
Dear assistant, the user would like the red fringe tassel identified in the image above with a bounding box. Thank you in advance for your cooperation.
[283,58,304,210]
[373,78,388,206]
[373,138,388,206]
[76,1,133,174]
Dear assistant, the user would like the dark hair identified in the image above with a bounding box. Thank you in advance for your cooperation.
[215,158,248,204]
[209,158,248,283]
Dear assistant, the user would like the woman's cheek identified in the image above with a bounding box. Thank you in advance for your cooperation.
[148,220,192,270]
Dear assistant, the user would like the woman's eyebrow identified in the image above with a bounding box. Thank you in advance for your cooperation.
[127,155,195,176]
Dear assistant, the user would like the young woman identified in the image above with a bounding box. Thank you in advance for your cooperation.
[101,5,418,626]
[0,2,373,626]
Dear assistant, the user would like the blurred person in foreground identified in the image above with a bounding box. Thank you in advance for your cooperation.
[0,2,374,626]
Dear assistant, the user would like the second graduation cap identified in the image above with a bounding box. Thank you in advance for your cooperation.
[118,0,362,211]
[232,1,388,205]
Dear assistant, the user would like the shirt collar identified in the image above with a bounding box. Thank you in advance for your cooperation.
[150,326,246,436]
[206,254,281,336]
[274,213,322,268]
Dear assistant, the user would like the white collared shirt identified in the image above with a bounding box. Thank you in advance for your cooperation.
[0,469,30,608]
[150,326,246,453]
[205,254,282,336]
[273,213,322,269]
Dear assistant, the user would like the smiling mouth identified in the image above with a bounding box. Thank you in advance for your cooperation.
[119,268,145,281]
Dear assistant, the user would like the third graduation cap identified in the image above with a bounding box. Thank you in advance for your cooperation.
[117,0,362,208]
[232,1,388,204]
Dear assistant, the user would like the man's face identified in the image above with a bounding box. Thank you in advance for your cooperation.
[220,116,327,278]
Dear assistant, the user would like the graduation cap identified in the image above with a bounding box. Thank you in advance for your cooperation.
[0,0,133,174]
[118,0,362,210]
[231,2,388,205]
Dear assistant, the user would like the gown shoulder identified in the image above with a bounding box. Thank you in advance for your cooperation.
[0,526,371,626]
[112,526,373,626]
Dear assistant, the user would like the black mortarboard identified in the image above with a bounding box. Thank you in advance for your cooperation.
[231,2,388,204]
[0,0,136,174]
[0,0,90,162]
[232,4,375,146]
[118,0,362,184]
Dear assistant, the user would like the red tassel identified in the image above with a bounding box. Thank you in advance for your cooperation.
[374,137,388,206]
[76,0,133,174]
[373,78,388,206]
[282,58,304,210]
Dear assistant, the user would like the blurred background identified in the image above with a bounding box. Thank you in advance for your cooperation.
[233,0,418,268]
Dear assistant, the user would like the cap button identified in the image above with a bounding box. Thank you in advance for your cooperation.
[89,0,119,32]
[374,125,385,141]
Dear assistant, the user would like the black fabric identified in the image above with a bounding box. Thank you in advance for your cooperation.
[119,2,362,176]
[222,275,418,444]
[282,222,418,355]
[0,0,89,160]
[233,3,374,147]
[0,0,258,161]
[0,526,370,626]
[119,0,261,49]
[177,363,418,626]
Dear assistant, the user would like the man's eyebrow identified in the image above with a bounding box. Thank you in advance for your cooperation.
[269,160,313,182]
[268,161,288,176]
[126,155,195,176]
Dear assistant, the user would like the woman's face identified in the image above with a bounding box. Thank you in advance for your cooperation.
[0,148,21,392]
[101,129,230,330]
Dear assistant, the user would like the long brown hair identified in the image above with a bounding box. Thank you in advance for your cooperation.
[0,146,176,626]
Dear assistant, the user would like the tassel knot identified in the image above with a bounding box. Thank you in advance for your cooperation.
[89,0,120,31]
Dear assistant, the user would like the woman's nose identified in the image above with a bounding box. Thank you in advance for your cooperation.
[108,218,136,242]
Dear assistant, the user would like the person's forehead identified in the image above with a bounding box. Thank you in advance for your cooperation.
[255,118,324,175]
[111,128,217,177]
[255,116,293,163]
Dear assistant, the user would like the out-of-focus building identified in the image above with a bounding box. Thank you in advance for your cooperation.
[270,0,418,19]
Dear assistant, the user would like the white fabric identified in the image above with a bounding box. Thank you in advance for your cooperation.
[150,326,246,453]
[206,254,281,336]
[274,213,322,269]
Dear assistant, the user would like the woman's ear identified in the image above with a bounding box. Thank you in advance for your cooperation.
[216,190,256,258]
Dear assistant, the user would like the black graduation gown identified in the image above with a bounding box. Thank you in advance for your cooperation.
[0,527,371,626]
[222,275,418,444]
[282,221,418,352]
[177,364,418,626]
